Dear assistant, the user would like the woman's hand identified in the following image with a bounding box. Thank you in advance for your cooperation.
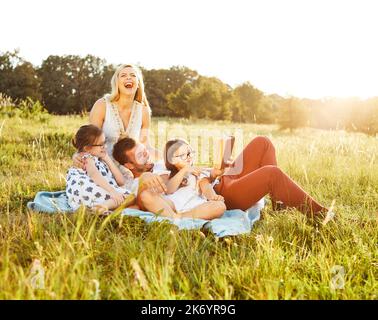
[72,152,87,170]
[109,191,126,207]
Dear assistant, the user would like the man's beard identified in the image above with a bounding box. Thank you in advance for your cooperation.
[135,162,154,173]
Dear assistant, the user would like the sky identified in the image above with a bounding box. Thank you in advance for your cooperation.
[1,0,378,99]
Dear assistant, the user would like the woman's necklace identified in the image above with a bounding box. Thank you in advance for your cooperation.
[111,101,134,140]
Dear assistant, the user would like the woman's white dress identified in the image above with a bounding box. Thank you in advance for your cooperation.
[101,94,144,190]
[102,94,144,156]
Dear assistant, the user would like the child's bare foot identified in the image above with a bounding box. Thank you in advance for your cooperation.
[93,204,112,216]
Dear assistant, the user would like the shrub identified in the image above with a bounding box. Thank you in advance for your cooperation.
[0,94,50,122]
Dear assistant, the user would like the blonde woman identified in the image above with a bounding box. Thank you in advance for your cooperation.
[73,64,160,189]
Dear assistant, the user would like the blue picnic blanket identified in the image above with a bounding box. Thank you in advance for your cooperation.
[27,191,264,238]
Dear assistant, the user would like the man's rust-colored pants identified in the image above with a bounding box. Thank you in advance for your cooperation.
[214,136,327,215]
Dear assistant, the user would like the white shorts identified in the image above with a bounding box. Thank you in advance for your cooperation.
[163,188,207,213]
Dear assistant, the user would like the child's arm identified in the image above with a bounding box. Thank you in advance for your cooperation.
[85,157,123,197]
[100,153,125,186]
[199,177,224,201]
[165,167,189,194]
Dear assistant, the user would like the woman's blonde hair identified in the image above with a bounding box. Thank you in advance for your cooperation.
[108,64,151,111]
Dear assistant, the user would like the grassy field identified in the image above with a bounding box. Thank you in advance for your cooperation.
[0,114,377,299]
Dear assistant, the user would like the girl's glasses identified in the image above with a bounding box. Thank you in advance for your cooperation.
[174,150,196,160]
[89,142,106,147]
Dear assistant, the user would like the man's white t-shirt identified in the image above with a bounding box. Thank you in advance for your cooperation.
[151,160,170,176]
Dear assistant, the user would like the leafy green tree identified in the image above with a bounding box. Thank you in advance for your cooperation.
[38,55,75,114]
[0,50,41,101]
[144,66,198,116]
[38,55,113,114]
[256,95,281,124]
[232,82,263,123]
[167,76,233,120]
[190,76,233,120]
[166,82,194,118]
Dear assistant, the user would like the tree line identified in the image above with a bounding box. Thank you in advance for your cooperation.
[1,50,377,135]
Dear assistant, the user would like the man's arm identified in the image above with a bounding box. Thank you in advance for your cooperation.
[138,172,168,194]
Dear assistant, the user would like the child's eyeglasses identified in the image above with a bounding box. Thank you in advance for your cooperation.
[173,150,196,160]
[89,142,106,147]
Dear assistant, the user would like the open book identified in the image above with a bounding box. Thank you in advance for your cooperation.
[213,135,235,169]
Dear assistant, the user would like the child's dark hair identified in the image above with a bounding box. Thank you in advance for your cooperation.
[113,137,136,165]
[72,125,103,152]
[164,138,190,186]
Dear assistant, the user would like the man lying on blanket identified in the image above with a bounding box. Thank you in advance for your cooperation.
[112,137,226,220]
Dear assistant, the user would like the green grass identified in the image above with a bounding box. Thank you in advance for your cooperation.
[0,115,377,299]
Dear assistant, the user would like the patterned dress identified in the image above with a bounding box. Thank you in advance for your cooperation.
[66,154,129,211]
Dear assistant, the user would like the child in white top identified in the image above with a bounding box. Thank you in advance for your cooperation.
[160,138,226,220]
